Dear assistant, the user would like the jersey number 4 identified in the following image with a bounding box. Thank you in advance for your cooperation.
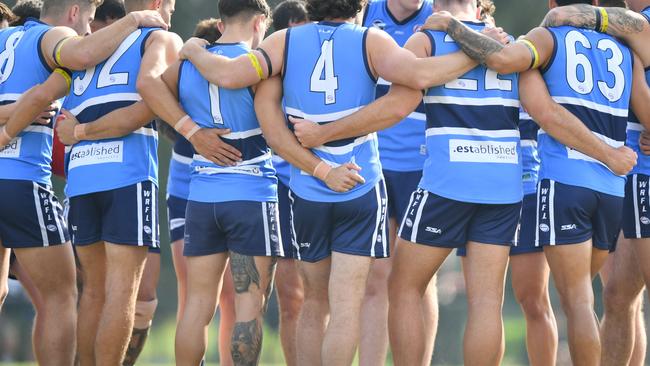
[310,40,339,105]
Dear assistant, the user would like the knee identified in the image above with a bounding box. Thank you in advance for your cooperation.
[604,284,637,315]
[134,299,158,330]
[278,287,304,319]
[517,294,552,321]
[364,274,388,299]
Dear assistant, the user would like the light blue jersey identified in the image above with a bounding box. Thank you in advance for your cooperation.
[0,20,53,185]
[363,0,431,171]
[421,25,521,204]
[64,28,160,197]
[167,135,193,200]
[519,110,540,195]
[179,42,276,203]
[283,22,380,202]
[628,7,650,176]
[541,26,633,197]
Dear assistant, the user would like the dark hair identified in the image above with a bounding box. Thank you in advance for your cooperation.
[11,0,41,25]
[218,0,271,22]
[554,0,593,6]
[598,0,626,7]
[94,0,125,22]
[0,2,16,24]
[306,0,365,21]
[193,18,222,43]
[272,0,308,31]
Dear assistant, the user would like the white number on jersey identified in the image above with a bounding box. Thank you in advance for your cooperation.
[73,30,142,96]
[0,31,25,84]
[310,40,339,105]
[209,83,224,125]
[565,30,625,102]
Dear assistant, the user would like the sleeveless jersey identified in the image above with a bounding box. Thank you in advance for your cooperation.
[167,135,193,200]
[628,7,650,176]
[519,109,540,196]
[283,22,379,202]
[541,26,633,197]
[64,28,160,197]
[363,0,431,172]
[272,154,291,186]
[0,20,53,185]
[178,42,276,203]
[421,24,521,204]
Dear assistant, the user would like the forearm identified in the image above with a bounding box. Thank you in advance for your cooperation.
[542,5,645,38]
[446,18,505,67]
[186,46,260,89]
[415,52,477,89]
[140,76,185,128]
[82,101,155,140]
[0,103,15,125]
[4,89,53,137]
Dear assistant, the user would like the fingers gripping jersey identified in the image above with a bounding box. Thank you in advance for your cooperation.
[627,7,650,176]
[283,22,379,203]
[421,25,521,204]
[520,109,540,196]
[178,42,277,203]
[0,20,54,185]
[540,26,633,197]
[64,28,161,197]
[363,0,432,172]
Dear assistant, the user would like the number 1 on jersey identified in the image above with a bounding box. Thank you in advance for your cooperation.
[310,40,338,105]
[209,83,224,125]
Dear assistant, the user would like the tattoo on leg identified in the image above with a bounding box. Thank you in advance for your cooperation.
[231,319,263,366]
[447,18,504,65]
[262,258,278,314]
[230,252,261,294]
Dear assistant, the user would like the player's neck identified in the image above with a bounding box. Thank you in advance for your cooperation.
[218,26,255,48]
[387,0,420,22]
[440,5,479,22]
[39,15,64,27]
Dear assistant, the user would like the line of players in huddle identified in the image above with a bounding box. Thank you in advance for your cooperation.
[1,0,650,365]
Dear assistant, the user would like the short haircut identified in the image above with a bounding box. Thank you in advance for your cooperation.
[306,0,365,21]
[478,0,495,18]
[193,18,222,44]
[218,0,271,23]
[0,2,16,23]
[11,0,42,25]
[273,0,308,31]
[94,0,125,21]
[554,0,593,6]
[41,0,104,17]
[598,0,626,7]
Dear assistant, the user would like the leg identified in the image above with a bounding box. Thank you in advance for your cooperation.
[94,244,148,366]
[462,242,510,366]
[296,258,331,366]
[76,243,107,366]
[11,257,46,360]
[545,242,600,366]
[123,251,160,366]
[0,242,9,310]
[229,252,277,366]
[219,263,235,366]
[321,252,372,366]
[630,298,647,366]
[388,240,450,366]
[176,253,228,365]
[274,258,304,366]
[14,244,77,366]
[421,275,439,366]
[511,252,558,366]
[171,239,187,322]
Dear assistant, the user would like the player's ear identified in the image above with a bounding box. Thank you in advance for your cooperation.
[151,0,163,10]
[217,19,225,34]
[476,7,482,20]
[548,0,557,9]
[67,4,80,24]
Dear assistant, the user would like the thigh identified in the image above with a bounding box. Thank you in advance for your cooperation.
[185,253,229,311]
[184,200,226,257]
[328,252,372,310]
[510,251,550,299]
[102,181,160,248]
[390,237,451,294]
[297,257,331,299]
[592,192,624,251]
[76,243,107,289]
[331,180,389,259]
[221,201,283,258]
[511,194,543,256]
[463,242,510,303]
[14,244,77,296]
[601,236,645,298]
[543,241,594,300]
[138,251,160,301]
[0,180,69,248]
[289,191,333,263]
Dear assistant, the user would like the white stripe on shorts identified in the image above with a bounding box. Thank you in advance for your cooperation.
[380,181,388,257]
[137,183,143,246]
[634,175,642,239]
[274,203,285,258]
[411,191,429,243]
[549,180,556,246]
[370,182,382,257]
[152,185,158,248]
[32,182,49,247]
[287,191,301,261]
[262,202,271,256]
[398,191,416,238]
[50,191,66,244]
[535,182,541,247]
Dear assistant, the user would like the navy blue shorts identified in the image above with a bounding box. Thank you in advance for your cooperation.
[0,179,69,248]
[399,188,521,249]
[68,181,160,249]
[511,193,543,255]
[277,181,296,259]
[622,174,650,239]
[184,200,283,257]
[384,170,422,220]
[536,179,622,251]
[289,180,388,262]
[167,194,188,243]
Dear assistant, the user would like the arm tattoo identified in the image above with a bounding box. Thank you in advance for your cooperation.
[446,18,504,65]
[230,252,261,294]
[607,8,645,37]
[542,5,644,38]
[231,319,263,366]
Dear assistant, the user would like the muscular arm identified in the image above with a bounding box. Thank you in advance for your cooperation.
[542,5,650,66]
[41,11,166,71]
[136,31,183,104]
[367,30,478,90]
[630,53,650,130]
[520,69,632,174]
[181,30,286,89]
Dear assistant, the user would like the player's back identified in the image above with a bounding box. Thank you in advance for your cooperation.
[178,42,276,204]
[0,20,55,184]
[627,7,650,176]
[421,23,521,204]
[64,28,160,198]
[283,21,379,202]
[541,26,633,197]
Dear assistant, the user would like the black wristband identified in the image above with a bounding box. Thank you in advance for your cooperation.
[594,7,602,32]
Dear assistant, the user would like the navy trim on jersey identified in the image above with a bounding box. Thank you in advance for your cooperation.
[422,30,436,56]
[424,104,519,130]
[642,6,650,23]
[219,134,270,161]
[76,100,139,124]
[384,0,426,25]
[560,104,627,141]
[362,5,370,26]
[362,29,377,83]
[540,29,557,75]
[281,28,291,78]
[176,61,184,98]
[36,31,53,73]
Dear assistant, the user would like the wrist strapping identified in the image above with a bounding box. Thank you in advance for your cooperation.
[73,123,87,141]
[313,161,332,181]
[174,115,200,140]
